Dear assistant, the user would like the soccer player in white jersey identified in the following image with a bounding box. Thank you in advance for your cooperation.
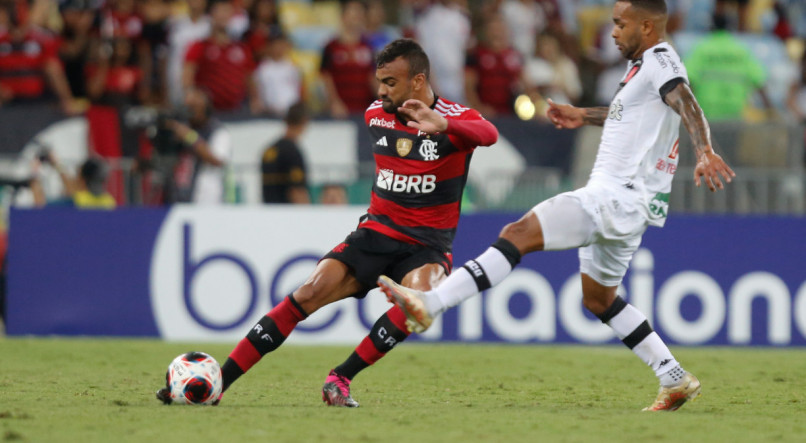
[378,0,735,412]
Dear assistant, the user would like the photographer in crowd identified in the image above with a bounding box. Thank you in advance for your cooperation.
[30,151,116,209]
[160,87,231,204]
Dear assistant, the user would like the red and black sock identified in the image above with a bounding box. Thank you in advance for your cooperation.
[333,305,411,380]
[221,295,307,391]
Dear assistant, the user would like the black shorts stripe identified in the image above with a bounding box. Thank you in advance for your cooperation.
[622,320,654,350]
[364,213,455,252]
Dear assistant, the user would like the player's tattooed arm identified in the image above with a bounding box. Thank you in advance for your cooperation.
[582,107,609,127]
[665,82,711,157]
[665,81,736,191]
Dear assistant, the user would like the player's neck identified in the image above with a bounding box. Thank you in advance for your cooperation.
[415,88,437,108]
[633,36,666,60]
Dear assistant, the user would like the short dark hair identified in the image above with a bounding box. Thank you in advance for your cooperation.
[80,158,109,196]
[618,0,667,15]
[285,102,309,126]
[376,38,430,80]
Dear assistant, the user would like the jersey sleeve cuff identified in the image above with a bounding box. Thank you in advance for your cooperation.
[660,77,686,105]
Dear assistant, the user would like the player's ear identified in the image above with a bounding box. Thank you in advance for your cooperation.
[642,18,653,35]
[412,73,426,92]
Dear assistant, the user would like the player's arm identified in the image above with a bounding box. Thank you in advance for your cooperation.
[664,81,735,192]
[546,98,608,128]
[398,99,498,147]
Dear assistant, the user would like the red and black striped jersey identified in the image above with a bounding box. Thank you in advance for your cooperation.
[361,96,497,253]
[0,28,60,99]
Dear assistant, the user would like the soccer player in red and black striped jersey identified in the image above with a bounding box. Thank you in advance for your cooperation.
[157,38,498,407]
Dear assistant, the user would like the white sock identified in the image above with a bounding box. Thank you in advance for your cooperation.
[426,247,515,316]
[606,301,682,386]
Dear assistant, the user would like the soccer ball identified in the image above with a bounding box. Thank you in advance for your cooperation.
[165,351,223,405]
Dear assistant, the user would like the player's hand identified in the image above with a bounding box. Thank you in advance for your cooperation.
[398,99,448,134]
[694,150,735,192]
[546,98,584,129]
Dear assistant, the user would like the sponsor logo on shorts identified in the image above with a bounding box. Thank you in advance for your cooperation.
[649,192,670,219]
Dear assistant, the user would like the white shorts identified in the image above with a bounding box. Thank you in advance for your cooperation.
[532,182,648,287]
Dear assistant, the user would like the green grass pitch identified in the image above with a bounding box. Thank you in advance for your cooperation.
[1,338,805,442]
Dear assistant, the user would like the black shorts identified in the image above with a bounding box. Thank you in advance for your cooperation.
[322,228,452,298]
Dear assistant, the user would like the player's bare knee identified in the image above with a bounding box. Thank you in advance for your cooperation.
[499,220,543,254]
[582,292,613,316]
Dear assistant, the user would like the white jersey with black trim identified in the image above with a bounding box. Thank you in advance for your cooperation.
[589,41,688,227]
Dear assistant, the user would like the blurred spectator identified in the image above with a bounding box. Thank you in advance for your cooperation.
[31,153,117,209]
[251,30,303,117]
[320,0,374,118]
[0,1,82,114]
[59,0,97,100]
[183,0,256,111]
[163,87,231,203]
[498,0,546,59]
[318,183,348,205]
[589,21,628,106]
[523,33,582,105]
[772,1,794,41]
[261,102,310,204]
[715,0,749,32]
[85,36,144,158]
[137,0,171,104]
[166,0,210,108]
[787,50,806,123]
[464,14,523,116]
[227,0,251,40]
[414,0,471,104]
[364,0,399,55]
[243,0,280,59]
[100,0,142,41]
[685,14,773,121]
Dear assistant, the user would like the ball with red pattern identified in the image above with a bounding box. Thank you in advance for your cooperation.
[166,351,222,405]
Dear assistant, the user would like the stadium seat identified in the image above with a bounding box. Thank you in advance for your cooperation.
[310,1,341,29]
[683,0,715,32]
[575,6,612,53]
[279,1,315,30]
[738,34,798,107]
[289,49,325,111]
[290,26,337,52]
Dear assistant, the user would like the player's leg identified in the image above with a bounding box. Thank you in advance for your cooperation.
[380,193,595,330]
[218,258,361,394]
[325,258,447,406]
[331,263,445,378]
[581,244,701,411]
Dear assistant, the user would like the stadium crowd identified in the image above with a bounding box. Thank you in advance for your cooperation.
[0,0,805,207]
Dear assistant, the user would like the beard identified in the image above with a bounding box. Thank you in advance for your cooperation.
[381,97,398,114]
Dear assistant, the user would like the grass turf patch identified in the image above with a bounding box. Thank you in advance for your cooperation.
[1,338,805,442]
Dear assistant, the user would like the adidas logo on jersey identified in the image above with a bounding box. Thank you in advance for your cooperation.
[377,169,436,194]
[376,136,388,146]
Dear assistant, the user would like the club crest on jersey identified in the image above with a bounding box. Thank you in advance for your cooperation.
[419,139,439,161]
[396,138,413,157]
